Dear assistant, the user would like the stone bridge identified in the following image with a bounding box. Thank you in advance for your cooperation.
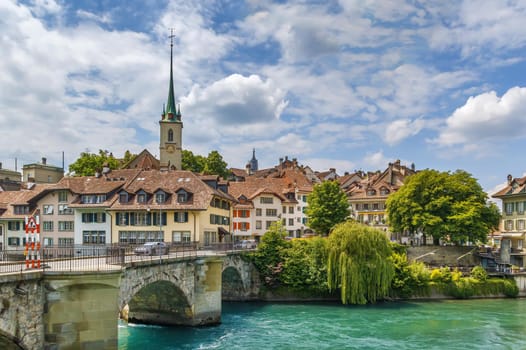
[0,252,259,350]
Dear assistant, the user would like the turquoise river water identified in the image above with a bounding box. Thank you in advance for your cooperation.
[118,299,526,349]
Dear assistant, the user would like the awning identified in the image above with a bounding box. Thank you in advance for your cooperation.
[218,227,230,237]
[501,232,526,238]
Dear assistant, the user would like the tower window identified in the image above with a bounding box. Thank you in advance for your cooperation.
[168,129,174,142]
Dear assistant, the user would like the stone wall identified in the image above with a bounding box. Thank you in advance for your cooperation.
[43,271,121,349]
[406,246,480,267]
[0,272,44,350]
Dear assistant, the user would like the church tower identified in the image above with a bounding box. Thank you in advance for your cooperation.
[159,30,182,170]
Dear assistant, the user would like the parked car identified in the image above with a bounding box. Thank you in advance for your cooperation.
[134,242,169,255]
[235,240,257,249]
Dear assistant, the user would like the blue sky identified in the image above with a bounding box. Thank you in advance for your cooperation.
[1,0,526,195]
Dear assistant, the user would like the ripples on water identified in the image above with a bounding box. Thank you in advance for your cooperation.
[118,299,526,350]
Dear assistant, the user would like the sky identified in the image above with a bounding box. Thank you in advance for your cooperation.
[1,0,526,195]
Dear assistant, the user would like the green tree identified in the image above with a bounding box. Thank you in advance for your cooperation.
[305,180,350,235]
[251,222,291,287]
[386,169,500,245]
[327,221,395,304]
[182,150,206,173]
[68,150,120,176]
[203,150,230,178]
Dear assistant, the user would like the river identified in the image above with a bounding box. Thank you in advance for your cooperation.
[118,299,526,349]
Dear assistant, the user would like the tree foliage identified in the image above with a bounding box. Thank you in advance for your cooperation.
[327,222,395,304]
[306,180,350,235]
[251,222,291,287]
[203,150,230,178]
[68,150,123,176]
[386,169,500,245]
[182,150,230,178]
[182,150,206,173]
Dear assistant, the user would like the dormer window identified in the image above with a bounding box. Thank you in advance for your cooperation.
[367,189,376,196]
[380,188,390,195]
[177,190,188,203]
[119,193,129,204]
[156,192,166,204]
[137,193,147,203]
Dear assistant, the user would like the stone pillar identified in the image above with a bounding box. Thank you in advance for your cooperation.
[192,258,222,325]
[43,271,121,349]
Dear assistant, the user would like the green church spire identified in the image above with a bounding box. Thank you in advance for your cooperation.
[164,29,177,120]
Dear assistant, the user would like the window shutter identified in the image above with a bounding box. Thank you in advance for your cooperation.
[116,213,121,225]
[246,222,250,230]
[184,212,188,222]
[233,210,237,218]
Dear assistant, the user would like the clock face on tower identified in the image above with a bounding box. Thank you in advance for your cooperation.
[166,145,175,153]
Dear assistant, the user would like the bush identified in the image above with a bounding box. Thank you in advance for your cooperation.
[430,267,452,284]
[471,266,488,281]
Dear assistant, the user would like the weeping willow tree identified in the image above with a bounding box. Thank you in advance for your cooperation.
[327,222,395,304]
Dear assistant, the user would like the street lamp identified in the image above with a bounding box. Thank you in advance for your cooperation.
[157,194,163,262]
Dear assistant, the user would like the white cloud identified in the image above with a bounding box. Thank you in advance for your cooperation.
[361,151,390,170]
[181,74,287,126]
[434,87,526,146]
[383,118,426,145]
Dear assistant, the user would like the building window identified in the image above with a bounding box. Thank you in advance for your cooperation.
[260,197,273,204]
[82,231,106,244]
[282,206,287,214]
[173,231,191,243]
[14,206,30,215]
[8,221,21,231]
[266,209,277,217]
[58,238,74,246]
[174,212,189,223]
[288,218,294,226]
[266,221,273,229]
[505,202,514,215]
[8,237,20,246]
[363,203,369,210]
[518,202,525,215]
[156,192,166,204]
[168,128,174,142]
[256,208,262,216]
[58,221,74,231]
[302,195,307,202]
[177,192,188,203]
[118,231,164,244]
[373,203,379,210]
[518,240,524,250]
[42,221,54,232]
[43,205,54,215]
[288,206,294,214]
[58,191,68,202]
[119,193,128,203]
[380,188,389,195]
[367,189,376,196]
[255,220,262,229]
[505,220,514,231]
[137,193,147,203]
[518,220,525,231]
[302,217,308,224]
[58,204,73,215]
[82,212,106,223]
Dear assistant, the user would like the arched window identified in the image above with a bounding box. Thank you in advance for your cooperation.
[168,129,174,142]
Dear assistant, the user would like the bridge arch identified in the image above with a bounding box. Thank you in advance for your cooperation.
[222,254,261,300]
[119,261,200,326]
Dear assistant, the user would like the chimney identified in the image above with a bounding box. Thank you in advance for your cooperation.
[411,163,415,171]
[42,157,47,165]
[246,163,252,175]
[507,174,513,185]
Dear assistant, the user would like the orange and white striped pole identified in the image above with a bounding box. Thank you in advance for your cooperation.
[25,216,29,269]
[36,215,41,268]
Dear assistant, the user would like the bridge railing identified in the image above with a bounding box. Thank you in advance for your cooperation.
[0,242,255,274]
